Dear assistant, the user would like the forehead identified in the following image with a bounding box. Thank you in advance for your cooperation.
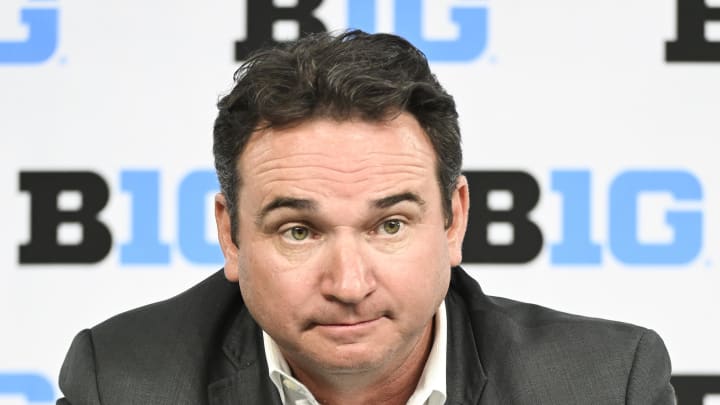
[237,113,438,195]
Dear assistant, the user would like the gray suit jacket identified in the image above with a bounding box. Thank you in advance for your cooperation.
[57,267,675,404]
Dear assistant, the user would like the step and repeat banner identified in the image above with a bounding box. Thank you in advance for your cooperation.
[1,0,719,402]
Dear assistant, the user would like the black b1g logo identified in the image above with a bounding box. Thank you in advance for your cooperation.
[666,0,720,61]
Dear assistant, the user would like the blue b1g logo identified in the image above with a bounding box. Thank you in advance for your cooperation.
[0,373,54,404]
[348,0,488,62]
[0,0,59,64]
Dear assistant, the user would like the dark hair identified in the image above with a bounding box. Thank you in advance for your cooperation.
[213,30,462,242]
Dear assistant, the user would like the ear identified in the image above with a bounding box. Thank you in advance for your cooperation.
[215,193,240,282]
[446,175,470,266]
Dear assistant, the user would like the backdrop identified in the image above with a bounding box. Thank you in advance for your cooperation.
[1,0,718,403]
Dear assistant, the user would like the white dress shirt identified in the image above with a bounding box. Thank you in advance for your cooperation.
[263,302,447,405]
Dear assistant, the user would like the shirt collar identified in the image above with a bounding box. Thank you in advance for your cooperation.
[262,329,302,404]
[406,300,447,405]
[262,302,448,405]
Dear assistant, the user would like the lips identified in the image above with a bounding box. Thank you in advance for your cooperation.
[312,316,385,339]
[317,318,380,327]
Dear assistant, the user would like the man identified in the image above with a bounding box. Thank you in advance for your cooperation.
[57,30,675,404]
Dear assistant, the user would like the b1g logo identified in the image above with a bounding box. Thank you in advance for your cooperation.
[19,170,220,265]
[235,0,489,62]
[0,0,59,64]
[666,0,720,61]
[462,170,704,265]
[0,372,54,404]
[17,169,707,267]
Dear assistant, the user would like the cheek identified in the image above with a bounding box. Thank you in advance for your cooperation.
[237,244,316,322]
[382,230,451,311]
[417,228,452,297]
[237,247,281,316]
[403,225,452,274]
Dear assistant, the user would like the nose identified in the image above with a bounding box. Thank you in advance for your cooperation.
[320,234,377,304]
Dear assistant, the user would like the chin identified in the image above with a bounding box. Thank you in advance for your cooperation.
[312,345,390,373]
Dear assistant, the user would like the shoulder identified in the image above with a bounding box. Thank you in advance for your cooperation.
[448,267,674,403]
[91,269,240,342]
[59,269,245,404]
[449,266,659,346]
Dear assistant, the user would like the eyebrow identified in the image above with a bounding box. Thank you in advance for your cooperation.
[255,192,425,225]
[371,192,426,210]
[256,197,318,224]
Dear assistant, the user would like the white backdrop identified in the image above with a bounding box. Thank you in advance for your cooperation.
[1,0,718,402]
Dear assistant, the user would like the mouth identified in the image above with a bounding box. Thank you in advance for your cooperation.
[311,316,385,339]
[316,316,382,326]
[318,318,380,327]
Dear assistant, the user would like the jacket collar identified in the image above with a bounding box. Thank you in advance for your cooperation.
[208,305,283,405]
[444,267,488,404]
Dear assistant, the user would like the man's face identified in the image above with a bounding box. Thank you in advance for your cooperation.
[216,112,468,377]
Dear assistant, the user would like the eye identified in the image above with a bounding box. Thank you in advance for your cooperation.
[284,226,310,241]
[379,219,403,235]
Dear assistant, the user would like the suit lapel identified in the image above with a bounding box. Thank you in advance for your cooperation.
[444,271,488,405]
[208,305,282,405]
[208,369,282,405]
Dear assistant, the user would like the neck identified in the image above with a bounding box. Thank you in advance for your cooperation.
[286,320,435,405]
